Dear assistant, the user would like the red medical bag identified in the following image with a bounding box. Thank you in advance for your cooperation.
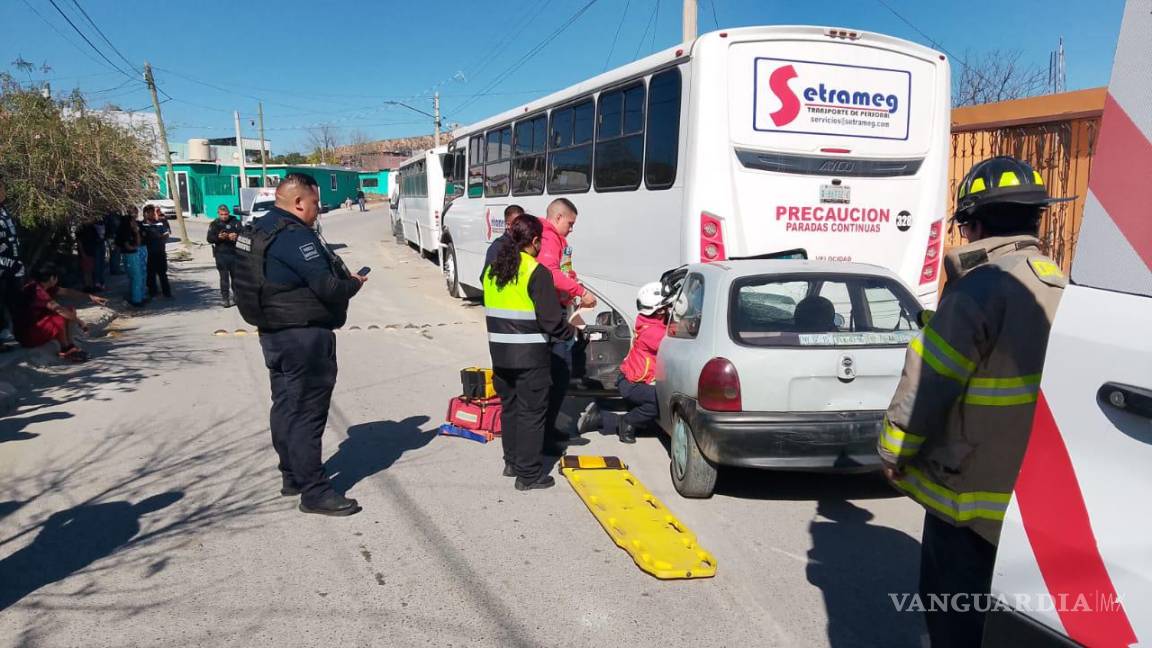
[446,396,502,436]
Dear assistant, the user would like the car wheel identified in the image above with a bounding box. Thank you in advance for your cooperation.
[444,241,465,299]
[670,409,718,498]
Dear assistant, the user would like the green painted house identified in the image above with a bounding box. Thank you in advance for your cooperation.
[357,170,394,197]
[155,163,362,217]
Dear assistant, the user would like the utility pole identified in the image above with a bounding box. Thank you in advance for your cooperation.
[234,111,247,193]
[433,92,442,147]
[257,101,268,184]
[683,0,698,42]
[143,62,188,247]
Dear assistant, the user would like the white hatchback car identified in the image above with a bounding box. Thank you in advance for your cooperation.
[645,260,924,497]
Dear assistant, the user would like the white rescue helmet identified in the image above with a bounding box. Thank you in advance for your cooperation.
[636,282,665,316]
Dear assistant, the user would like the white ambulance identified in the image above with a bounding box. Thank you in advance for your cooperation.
[985,1,1152,644]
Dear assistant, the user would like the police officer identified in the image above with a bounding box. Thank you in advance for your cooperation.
[207,204,242,307]
[878,156,1070,647]
[233,173,367,516]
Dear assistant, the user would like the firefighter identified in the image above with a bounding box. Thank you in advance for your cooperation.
[484,214,577,490]
[878,156,1072,647]
[232,173,367,516]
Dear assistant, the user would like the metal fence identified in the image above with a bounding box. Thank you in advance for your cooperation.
[946,89,1105,275]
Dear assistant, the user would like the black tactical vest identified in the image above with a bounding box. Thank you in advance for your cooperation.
[232,220,349,331]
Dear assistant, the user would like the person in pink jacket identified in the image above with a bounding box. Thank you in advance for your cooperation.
[577,282,668,443]
[538,198,596,449]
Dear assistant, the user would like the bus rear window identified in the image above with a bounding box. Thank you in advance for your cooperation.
[730,273,920,347]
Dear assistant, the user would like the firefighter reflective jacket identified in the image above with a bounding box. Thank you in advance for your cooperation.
[483,252,575,369]
[878,235,1066,544]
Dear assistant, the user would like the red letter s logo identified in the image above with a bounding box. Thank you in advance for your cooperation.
[768,65,800,127]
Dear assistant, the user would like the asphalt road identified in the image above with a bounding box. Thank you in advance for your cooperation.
[0,206,927,647]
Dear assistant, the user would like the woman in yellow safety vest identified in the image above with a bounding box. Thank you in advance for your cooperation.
[483,215,576,491]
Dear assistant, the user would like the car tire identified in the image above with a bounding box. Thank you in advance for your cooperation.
[444,241,465,299]
[670,409,718,498]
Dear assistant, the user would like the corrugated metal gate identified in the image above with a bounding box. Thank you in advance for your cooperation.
[946,88,1106,275]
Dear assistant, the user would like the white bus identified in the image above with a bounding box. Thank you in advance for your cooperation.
[396,146,448,257]
[439,26,950,315]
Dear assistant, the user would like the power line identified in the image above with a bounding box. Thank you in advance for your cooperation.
[603,0,632,71]
[634,0,660,60]
[871,0,994,89]
[44,0,139,83]
[709,0,720,29]
[19,0,107,70]
[449,0,602,119]
[650,0,660,51]
[68,0,139,73]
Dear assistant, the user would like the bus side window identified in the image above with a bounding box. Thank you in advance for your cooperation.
[595,82,645,191]
[548,97,594,194]
[512,114,546,196]
[485,125,512,197]
[468,135,484,199]
[645,67,682,190]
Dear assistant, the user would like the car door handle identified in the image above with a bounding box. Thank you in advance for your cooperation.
[1098,382,1152,420]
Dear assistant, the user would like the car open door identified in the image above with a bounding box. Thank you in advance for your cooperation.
[569,288,633,396]
[986,2,1151,645]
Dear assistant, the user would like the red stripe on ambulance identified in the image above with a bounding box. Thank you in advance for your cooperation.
[1015,393,1137,647]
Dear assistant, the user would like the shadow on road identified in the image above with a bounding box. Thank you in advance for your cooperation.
[325,415,434,495]
[0,492,184,612]
[807,499,924,647]
[0,412,72,444]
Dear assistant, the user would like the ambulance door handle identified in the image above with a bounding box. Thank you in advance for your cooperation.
[1098,383,1152,420]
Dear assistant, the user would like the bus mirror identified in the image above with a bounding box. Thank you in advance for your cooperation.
[917,310,935,329]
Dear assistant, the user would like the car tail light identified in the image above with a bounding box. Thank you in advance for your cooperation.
[699,357,742,412]
[920,220,943,285]
[700,212,727,262]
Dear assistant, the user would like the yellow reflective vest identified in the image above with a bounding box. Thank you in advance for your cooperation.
[879,235,1066,544]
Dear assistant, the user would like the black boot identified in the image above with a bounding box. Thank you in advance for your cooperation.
[577,403,603,435]
[515,475,556,491]
[280,476,301,496]
[618,423,637,444]
[503,463,515,477]
[299,493,361,516]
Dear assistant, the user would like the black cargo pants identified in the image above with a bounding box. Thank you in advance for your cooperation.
[493,366,551,481]
[259,327,339,505]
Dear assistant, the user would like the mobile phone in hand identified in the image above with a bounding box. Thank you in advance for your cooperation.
[357,266,371,276]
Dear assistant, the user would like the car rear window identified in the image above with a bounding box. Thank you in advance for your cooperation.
[729,273,921,347]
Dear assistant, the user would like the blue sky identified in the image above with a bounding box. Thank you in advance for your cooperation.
[1,0,1127,152]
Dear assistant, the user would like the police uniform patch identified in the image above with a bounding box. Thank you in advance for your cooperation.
[959,249,989,270]
[299,243,320,261]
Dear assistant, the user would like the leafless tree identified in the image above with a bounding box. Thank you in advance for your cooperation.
[305,123,341,164]
[345,129,375,167]
[954,49,1049,107]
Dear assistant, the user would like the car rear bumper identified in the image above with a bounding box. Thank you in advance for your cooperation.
[684,401,884,470]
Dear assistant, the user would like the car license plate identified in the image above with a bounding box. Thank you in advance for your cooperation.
[820,184,851,204]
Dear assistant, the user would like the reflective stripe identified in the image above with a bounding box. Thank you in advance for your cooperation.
[964,374,1041,406]
[878,419,924,458]
[968,177,987,194]
[895,466,1011,522]
[485,307,536,321]
[488,332,549,344]
[910,327,976,383]
[998,170,1022,187]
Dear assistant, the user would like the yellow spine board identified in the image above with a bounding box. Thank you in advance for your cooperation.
[560,456,717,580]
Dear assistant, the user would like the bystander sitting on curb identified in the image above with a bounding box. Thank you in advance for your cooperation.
[11,266,106,363]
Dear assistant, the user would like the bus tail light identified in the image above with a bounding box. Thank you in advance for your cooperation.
[699,358,742,412]
[920,220,943,285]
[701,212,727,262]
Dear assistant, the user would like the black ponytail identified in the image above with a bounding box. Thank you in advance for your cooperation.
[490,214,543,289]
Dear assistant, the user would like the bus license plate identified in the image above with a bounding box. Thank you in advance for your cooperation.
[820,184,851,204]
